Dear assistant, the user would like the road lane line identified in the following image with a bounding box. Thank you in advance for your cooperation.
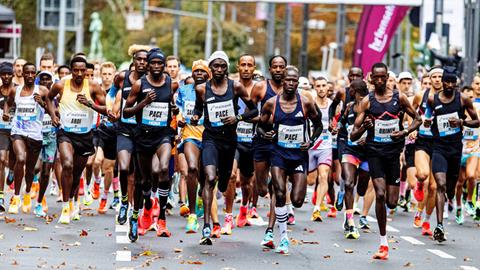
[427,249,456,259]
[367,216,377,222]
[460,266,479,270]
[116,250,132,262]
[116,235,130,244]
[400,236,425,245]
[386,225,399,232]
[115,224,128,233]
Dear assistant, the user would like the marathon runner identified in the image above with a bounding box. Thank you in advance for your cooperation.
[12,58,26,86]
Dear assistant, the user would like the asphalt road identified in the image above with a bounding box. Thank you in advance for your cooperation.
[1,188,479,270]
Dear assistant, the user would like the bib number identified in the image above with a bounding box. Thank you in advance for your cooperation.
[207,100,235,127]
[63,111,89,133]
[142,102,169,127]
[436,112,460,137]
[374,119,399,143]
[463,126,479,140]
[16,100,37,121]
[237,121,254,143]
[121,98,137,124]
[278,124,304,148]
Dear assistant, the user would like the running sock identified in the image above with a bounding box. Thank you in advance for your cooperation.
[415,210,423,218]
[33,174,39,183]
[142,188,152,210]
[286,203,294,215]
[132,210,139,220]
[121,195,128,205]
[275,206,288,240]
[158,182,170,220]
[112,177,119,192]
[62,201,69,209]
[313,205,320,212]
[94,176,102,185]
[346,212,354,224]
[101,190,108,200]
[424,214,431,223]
[399,181,407,197]
[204,223,211,229]
[380,235,388,247]
[153,187,159,199]
[213,222,220,227]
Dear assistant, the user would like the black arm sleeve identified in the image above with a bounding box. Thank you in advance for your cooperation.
[193,90,203,117]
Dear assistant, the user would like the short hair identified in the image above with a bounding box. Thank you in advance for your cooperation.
[371,62,388,73]
[269,55,287,67]
[166,55,180,64]
[100,61,116,73]
[86,63,95,70]
[57,65,70,72]
[461,85,473,93]
[350,79,368,96]
[23,62,36,71]
[13,58,26,65]
[70,56,87,68]
[284,65,299,76]
[128,44,151,57]
[314,76,328,83]
[348,66,364,76]
[40,53,55,62]
[238,54,256,65]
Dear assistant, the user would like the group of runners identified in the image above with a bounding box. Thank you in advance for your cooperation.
[1,45,480,260]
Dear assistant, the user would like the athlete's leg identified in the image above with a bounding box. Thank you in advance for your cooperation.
[184,142,201,213]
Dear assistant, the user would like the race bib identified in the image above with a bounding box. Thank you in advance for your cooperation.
[207,100,235,127]
[62,111,90,133]
[278,124,304,148]
[237,121,254,143]
[184,101,203,125]
[463,126,479,140]
[100,114,113,127]
[120,98,137,124]
[42,113,55,133]
[0,108,11,129]
[347,124,367,146]
[16,100,37,121]
[142,102,169,127]
[374,119,399,143]
[436,112,460,137]
[320,129,331,142]
[418,115,433,136]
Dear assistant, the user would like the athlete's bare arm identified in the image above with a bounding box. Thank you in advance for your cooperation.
[392,93,421,140]
[350,95,372,142]
[123,78,154,118]
[46,80,64,127]
[461,94,480,128]
[190,83,206,126]
[303,96,323,150]
[256,96,275,140]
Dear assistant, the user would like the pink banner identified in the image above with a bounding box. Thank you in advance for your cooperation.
[353,5,410,75]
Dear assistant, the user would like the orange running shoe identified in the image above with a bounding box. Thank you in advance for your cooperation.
[138,204,154,235]
[248,207,259,219]
[179,204,190,217]
[30,182,39,200]
[152,197,160,218]
[78,178,85,196]
[91,182,100,200]
[97,199,108,214]
[212,224,221,238]
[421,221,432,236]
[236,206,251,227]
[42,197,48,213]
[414,182,424,202]
[327,207,337,218]
[413,215,422,228]
[372,245,389,260]
[156,219,172,237]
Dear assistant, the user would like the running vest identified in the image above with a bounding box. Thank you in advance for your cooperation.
[120,70,137,125]
[254,80,278,138]
[58,79,94,134]
[11,85,44,141]
[203,79,238,138]
[366,90,404,154]
[417,89,433,138]
[431,90,463,143]
[345,102,367,147]
[310,99,332,150]
[99,86,115,128]
[176,83,204,140]
[337,87,353,139]
[0,87,14,130]
[136,75,173,130]
[236,98,254,143]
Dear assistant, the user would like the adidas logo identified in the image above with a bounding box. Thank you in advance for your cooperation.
[295,165,303,171]
[206,97,215,102]
[295,111,304,118]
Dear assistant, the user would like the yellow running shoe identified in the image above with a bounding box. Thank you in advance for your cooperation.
[8,196,20,214]
[311,210,323,222]
[22,194,32,213]
[59,205,70,224]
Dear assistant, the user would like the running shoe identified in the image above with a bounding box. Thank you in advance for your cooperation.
[474,205,480,221]
[138,205,154,235]
[30,182,39,200]
[56,192,63,203]
[8,196,20,214]
[335,191,345,211]
[237,205,251,227]
[311,191,317,205]
[179,204,190,217]
[414,181,424,202]
[200,226,212,245]
[42,197,48,213]
[97,199,108,214]
[82,189,93,206]
[433,224,446,242]
[248,207,259,219]
[327,207,337,218]
[186,214,199,233]
[311,210,323,222]
[353,204,361,215]
[398,196,408,212]
[447,200,454,213]
[78,179,85,196]
[91,182,100,200]
[261,230,275,249]
[49,182,58,196]
[33,204,46,218]
[421,221,432,236]
[196,197,204,218]
[117,203,128,225]
[465,201,475,216]
[58,205,70,224]
[22,194,32,213]
[443,204,449,220]
[275,237,289,254]
[156,219,171,237]
[287,213,296,225]
[110,197,120,211]
[413,215,422,228]
[455,208,464,225]
[372,245,389,260]
[152,197,160,218]
[221,215,234,235]
[128,218,138,242]
[212,224,221,238]
[345,225,360,239]
[359,216,370,230]
[320,203,328,212]
[72,202,80,221]
[0,198,5,213]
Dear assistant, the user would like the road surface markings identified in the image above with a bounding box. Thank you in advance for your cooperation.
[115,224,128,233]
[400,236,425,245]
[116,235,130,244]
[366,216,399,232]
[459,266,478,270]
[115,250,132,262]
[427,249,456,259]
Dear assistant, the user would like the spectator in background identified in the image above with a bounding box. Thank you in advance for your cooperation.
[39,53,55,73]
[327,81,335,100]
[397,71,414,97]
[57,65,71,80]
[13,58,26,86]
[387,71,397,91]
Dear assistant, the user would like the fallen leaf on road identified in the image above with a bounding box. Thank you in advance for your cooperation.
[11,260,18,265]
[139,250,156,257]
[403,262,413,267]
[16,245,49,249]
[344,249,354,253]
[66,242,81,247]
[323,255,331,259]
[290,238,301,245]
[464,257,472,262]
[5,217,16,223]
[301,240,319,244]
[180,260,203,265]
[0,234,4,240]
[174,248,183,253]
[79,230,88,236]
[24,226,38,231]
[333,243,340,248]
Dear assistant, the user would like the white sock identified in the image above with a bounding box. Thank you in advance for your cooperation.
[275,206,288,240]
[286,203,294,215]
[424,214,431,223]
[62,202,69,209]
[313,205,320,212]
[380,235,388,247]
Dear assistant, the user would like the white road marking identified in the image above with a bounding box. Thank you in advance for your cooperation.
[460,266,479,270]
[427,249,456,259]
[115,250,132,262]
[386,225,399,232]
[116,235,130,244]
[400,236,425,245]
[367,216,377,222]
[115,224,128,233]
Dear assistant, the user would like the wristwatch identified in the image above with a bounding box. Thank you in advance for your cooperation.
[87,100,93,108]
